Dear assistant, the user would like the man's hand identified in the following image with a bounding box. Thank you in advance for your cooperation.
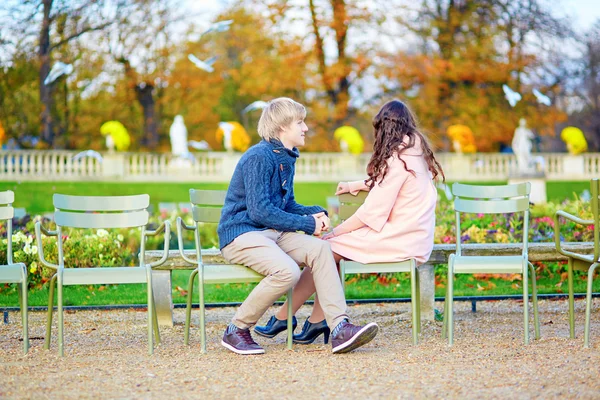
[335,182,350,195]
[312,212,330,233]
[312,214,324,235]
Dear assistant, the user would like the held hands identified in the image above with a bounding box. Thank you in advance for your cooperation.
[321,230,335,240]
[311,212,330,235]
[335,182,350,195]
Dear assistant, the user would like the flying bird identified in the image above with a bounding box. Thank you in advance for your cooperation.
[188,54,217,73]
[200,20,233,37]
[533,89,551,106]
[44,62,73,86]
[242,101,268,114]
[72,150,103,163]
[188,140,211,150]
[502,84,522,107]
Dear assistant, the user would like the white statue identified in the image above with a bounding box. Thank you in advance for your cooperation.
[219,122,234,152]
[512,118,535,174]
[170,115,189,157]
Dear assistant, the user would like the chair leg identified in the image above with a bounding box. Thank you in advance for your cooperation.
[416,267,421,334]
[442,266,450,340]
[567,258,575,339]
[523,263,530,345]
[410,265,418,345]
[529,262,540,340]
[152,294,161,345]
[198,268,206,354]
[19,280,29,354]
[584,263,598,348]
[287,288,293,350]
[184,269,198,346]
[45,274,57,350]
[447,258,455,346]
[147,273,154,356]
[57,279,64,357]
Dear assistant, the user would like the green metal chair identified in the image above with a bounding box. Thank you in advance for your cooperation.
[177,189,293,353]
[442,182,540,345]
[338,192,421,345]
[35,194,171,356]
[553,178,600,347]
[0,190,29,354]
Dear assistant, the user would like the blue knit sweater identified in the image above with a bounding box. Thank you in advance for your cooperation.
[217,139,327,249]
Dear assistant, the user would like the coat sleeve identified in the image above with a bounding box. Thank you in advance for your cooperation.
[348,180,370,195]
[354,156,409,232]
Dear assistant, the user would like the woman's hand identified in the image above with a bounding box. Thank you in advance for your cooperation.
[335,182,350,195]
[321,230,336,240]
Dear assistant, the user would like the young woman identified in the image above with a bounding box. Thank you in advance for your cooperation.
[254,99,444,344]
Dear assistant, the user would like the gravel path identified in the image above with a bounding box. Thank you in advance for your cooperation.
[1,299,599,399]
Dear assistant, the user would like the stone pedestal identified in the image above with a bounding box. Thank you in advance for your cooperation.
[508,172,547,204]
[101,153,126,178]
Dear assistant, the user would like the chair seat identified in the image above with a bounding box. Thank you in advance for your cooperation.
[342,259,414,274]
[62,266,148,285]
[0,263,26,283]
[452,255,525,274]
[200,264,264,284]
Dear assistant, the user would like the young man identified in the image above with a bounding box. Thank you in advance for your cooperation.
[218,97,379,355]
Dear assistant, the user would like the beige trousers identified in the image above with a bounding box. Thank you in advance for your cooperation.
[221,229,348,330]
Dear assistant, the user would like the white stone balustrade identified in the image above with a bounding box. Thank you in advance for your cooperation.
[0,150,598,182]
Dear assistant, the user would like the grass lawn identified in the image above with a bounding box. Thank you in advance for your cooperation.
[0,181,338,213]
[0,180,590,214]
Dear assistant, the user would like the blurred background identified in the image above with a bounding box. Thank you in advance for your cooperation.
[0,0,598,154]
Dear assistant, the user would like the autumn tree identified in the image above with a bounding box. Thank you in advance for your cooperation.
[104,0,184,150]
[163,5,310,150]
[1,0,115,147]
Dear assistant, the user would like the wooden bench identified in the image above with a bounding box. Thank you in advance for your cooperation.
[147,242,596,327]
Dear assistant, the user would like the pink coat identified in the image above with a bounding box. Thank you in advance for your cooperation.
[328,143,437,265]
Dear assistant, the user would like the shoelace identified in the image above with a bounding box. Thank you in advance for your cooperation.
[332,319,349,337]
[238,329,258,345]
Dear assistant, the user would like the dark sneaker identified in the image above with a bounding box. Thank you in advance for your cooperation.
[221,324,265,355]
[331,320,378,354]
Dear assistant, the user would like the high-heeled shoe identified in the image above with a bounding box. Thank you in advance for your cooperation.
[254,316,297,338]
[293,319,330,344]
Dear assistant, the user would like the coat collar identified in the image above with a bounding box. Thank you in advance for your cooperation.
[264,139,297,193]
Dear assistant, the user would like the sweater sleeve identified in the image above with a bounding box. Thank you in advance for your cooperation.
[243,156,316,234]
[354,156,409,232]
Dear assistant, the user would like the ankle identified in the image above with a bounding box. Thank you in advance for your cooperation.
[307,316,325,324]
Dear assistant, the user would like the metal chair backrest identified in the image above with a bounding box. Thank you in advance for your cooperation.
[0,190,15,264]
[0,190,15,222]
[338,191,368,221]
[189,189,226,224]
[53,194,149,229]
[587,178,600,262]
[452,182,531,256]
[52,194,150,267]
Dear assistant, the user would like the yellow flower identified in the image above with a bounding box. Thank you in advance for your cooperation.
[560,126,587,155]
[100,120,131,151]
[215,121,250,152]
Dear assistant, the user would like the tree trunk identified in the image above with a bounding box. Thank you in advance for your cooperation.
[39,0,54,146]
[136,83,158,149]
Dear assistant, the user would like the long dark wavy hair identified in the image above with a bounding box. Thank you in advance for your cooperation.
[366,100,445,189]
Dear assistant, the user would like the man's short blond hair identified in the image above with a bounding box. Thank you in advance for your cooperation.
[257,97,307,140]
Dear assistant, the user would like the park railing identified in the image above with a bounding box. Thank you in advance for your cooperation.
[0,150,596,182]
